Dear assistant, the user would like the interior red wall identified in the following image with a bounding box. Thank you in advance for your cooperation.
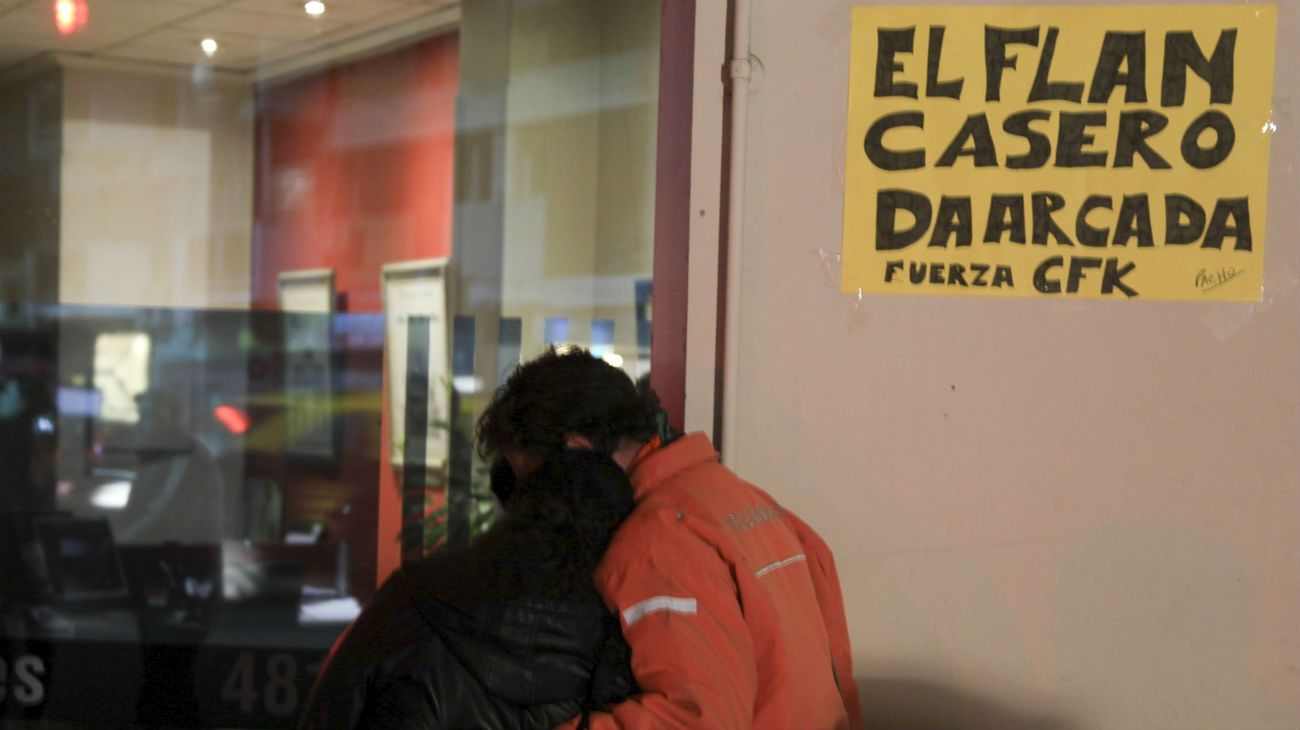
[253,33,458,311]
[252,32,459,590]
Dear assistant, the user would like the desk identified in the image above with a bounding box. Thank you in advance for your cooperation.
[0,604,350,729]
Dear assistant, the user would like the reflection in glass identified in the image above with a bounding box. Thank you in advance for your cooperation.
[0,0,662,725]
[92,332,150,424]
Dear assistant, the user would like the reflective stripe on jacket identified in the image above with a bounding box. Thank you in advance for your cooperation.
[563,433,863,730]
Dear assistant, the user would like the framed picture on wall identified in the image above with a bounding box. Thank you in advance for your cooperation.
[277,268,335,314]
[381,258,450,469]
[277,268,336,459]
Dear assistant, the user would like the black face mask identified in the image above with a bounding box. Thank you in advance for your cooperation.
[489,458,518,506]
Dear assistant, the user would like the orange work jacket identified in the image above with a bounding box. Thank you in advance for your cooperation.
[561,433,862,729]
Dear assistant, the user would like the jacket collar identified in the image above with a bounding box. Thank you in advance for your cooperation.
[627,432,719,498]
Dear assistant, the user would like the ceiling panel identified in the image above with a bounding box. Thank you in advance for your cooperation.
[81,0,212,25]
[229,0,418,23]
[334,2,448,36]
[0,3,143,53]
[102,27,266,70]
[0,41,42,67]
[174,6,352,43]
[0,0,458,74]
[148,0,226,6]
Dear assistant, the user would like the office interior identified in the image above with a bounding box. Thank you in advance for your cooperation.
[0,1,662,726]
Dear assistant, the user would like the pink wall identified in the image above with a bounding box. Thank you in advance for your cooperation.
[252,32,458,590]
[729,3,1300,727]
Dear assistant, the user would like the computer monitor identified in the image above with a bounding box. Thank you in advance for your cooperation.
[32,517,129,603]
[0,510,65,603]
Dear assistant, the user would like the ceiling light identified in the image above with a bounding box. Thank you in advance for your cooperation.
[53,0,89,36]
[213,404,250,435]
[304,1,325,16]
[200,38,218,56]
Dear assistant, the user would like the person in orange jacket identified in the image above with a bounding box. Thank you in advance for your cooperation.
[477,348,863,730]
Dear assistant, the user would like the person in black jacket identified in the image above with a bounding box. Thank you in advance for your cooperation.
[298,450,637,730]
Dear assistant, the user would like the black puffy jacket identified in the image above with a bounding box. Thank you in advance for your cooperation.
[299,452,637,730]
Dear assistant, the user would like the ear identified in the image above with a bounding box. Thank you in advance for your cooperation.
[565,433,594,450]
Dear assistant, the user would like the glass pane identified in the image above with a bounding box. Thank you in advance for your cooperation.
[0,1,660,727]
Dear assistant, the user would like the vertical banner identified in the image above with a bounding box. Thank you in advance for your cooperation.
[842,5,1277,300]
[381,259,450,467]
[277,269,336,458]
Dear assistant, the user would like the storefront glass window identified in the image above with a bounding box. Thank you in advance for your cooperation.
[0,1,661,726]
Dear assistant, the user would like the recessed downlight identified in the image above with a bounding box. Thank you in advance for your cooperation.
[200,37,218,56]
[304,1,325,16]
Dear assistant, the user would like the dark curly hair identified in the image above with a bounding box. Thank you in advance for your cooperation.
[476,347,659,460]
[473,449,635,600]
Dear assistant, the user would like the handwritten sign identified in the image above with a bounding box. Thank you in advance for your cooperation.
[842,5,1277,300]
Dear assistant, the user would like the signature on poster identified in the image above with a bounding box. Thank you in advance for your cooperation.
[1195,267,1244,293]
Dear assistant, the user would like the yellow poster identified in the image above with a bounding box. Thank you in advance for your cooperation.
[842,5,1276,300]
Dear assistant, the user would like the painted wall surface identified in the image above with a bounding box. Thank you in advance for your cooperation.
[0,68,61,302]
[728,2,1299,728]
[252,33,458,311]
[500,0,658,374]
[59,62,253,309]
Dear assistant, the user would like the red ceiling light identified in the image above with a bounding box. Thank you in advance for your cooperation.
[214,404,251,435]
[53,0,88,36]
